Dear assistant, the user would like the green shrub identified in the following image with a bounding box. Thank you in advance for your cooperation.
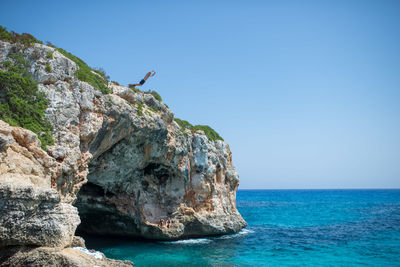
[174,118,192,129]
[0,26,43,47]
[8,53,30,76]
[46,41,55,48]
[0,51,54,150]
[45,63,51,72]
[174,118,223,141]
[145,110,153,117]
[93,67,109,81]
[147,90,162,102]
[2,60,11,68]
[0,26,13,42]
[190,125,223,141]
[0,69,54,150]
[111,81,120,86]
[137,102,143,116]
[56,48,111,94]
[46,51,53,59]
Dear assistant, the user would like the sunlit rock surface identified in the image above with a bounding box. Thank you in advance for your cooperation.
[0,120,80,248]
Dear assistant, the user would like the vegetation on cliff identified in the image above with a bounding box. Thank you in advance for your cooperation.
[137,102,144,116]
[0,25,43,47]
[146,90,162,102]
[0,26,110,94]
[0,53,54,150]
[56,48,111,94]
[174,118,223,141]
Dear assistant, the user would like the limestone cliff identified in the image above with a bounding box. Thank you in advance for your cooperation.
[0,120,79,248]
[0,38,246,260]
[0,120,133,266]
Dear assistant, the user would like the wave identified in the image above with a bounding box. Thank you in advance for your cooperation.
[161,229,254,245]
[216,228,255,240]
[162,238,212,245]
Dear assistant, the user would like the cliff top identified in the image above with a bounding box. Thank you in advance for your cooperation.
[0,25,223,147]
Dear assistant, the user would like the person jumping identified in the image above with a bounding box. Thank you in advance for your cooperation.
[132,70,156,87]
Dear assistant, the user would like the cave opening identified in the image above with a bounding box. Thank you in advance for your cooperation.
[143,163,170,186]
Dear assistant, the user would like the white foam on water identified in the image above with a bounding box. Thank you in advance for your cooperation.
[217,228,255,240]
[238,228,255,235]
[163,238,212,245]
[161,229,254,244]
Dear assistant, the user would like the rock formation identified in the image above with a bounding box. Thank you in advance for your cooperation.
[0,120,80,248]
[0,120,132,266]
[0,38,246,264]
[0,246,134,267]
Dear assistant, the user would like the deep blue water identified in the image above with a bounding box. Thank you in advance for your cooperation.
[85,190,400,266]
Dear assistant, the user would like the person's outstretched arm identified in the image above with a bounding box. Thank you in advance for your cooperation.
[143,71,152,81]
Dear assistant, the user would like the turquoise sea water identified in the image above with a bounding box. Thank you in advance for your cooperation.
[85,190,400,266]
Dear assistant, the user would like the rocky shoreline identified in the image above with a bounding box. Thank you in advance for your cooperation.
[0,36,246,265]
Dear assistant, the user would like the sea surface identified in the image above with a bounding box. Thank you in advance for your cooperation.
[84,189,400,266]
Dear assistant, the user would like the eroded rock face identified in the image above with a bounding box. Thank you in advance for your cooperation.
[76,129,245,239]
[0,121,80,248]
[73,85,246,239]
[0,40,246,243]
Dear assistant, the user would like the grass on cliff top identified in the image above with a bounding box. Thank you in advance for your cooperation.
[56,48,111,94]
[147,90,162,102]
[174,118,224,142]
[0,25,43,47]
[0,53,54,150]
[0,25,111,95]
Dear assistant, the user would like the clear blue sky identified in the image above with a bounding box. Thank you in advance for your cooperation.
[2,0,400,189]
